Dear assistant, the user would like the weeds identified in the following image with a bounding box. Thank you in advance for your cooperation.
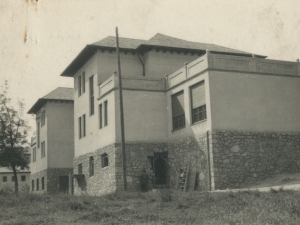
[1,189,300,224]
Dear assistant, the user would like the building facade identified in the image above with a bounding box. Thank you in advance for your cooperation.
[61,33,300,195]
[28,87,74,194]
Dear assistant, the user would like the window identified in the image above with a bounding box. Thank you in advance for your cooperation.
[82,72,85,94]
[89,156,94,177]
[21,175,26,182]
[33,147,36,162]
[78,72,85,97]
[89,75,94,115]
[41,110,45,127]
[42,177,44,190]
[78,74,82,97]
[41,141,45,158]
[37,178,39,191]
[79,115,86,139]
[78,164,82,174]
[172,91,185,130]
[83,114,86,137]
[99,104,103,129]
[101,153,109,168]
[37,122,40,148]
[104,101,108,126]
[12,176,15,182]
[190,82,206,123]
[78,117,82,139]
[32,180,34,191]
[3,176,7,182]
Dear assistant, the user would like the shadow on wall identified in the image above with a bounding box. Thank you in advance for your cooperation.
[76,176,87,191]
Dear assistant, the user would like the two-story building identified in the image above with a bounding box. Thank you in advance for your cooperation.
[61,33,300,195]
[28,87,74,194]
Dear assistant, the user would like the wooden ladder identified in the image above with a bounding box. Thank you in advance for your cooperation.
[180,164,190,192]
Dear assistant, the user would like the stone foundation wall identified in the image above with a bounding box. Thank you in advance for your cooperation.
[30,169,47,193]
[47,168,73,193]
[30,168,73,194]
[168,134,210,191]
[211,130,300,190]
[73,144,117,196]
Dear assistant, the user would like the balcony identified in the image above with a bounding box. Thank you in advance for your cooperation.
[166,52,300,89]
[98,73,165,100]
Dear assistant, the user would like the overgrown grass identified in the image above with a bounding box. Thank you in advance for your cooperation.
[1,188,300,224]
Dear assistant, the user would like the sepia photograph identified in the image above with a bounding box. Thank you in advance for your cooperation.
[1,0,300,224]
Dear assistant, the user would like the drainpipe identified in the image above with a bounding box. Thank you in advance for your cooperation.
[206,130,212,191]
[137,53,145,76]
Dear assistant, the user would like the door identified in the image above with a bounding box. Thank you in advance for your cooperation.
[153,152,168,186]
[59,176,69,194]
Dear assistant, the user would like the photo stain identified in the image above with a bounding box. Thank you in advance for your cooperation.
[24,28,28,43]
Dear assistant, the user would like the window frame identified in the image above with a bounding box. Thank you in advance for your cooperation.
[89,156,94,177]
[36,178,39,191]
[41,141,46,158]
[41,110,45,127]
[82,72,85,94]
[83,114,86,137]
[171,90,185,131]
[104,100,108,126]
[78,117,82,139]
[42,177,45,190]
[99,104,103,129]
[33,147,36,162]
[89,75,94,116]
[21,175,26,182]
[78,74,82,97]
[3,176,7,182]
[32,180,34,191]
[190,81,207,124]
[37,122,40,148]
[78,164,82,174]
[101,153,109,168]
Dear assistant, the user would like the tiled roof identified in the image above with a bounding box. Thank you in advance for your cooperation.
[142,33,249,54]
[41,87,74,101]
[28,87,73,114]
[0,167,30,173]
[92,36,146,49]
[61,33,263,77]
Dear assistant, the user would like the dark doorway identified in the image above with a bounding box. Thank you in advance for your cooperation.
[59,176,69,194]
[153,152,168,186]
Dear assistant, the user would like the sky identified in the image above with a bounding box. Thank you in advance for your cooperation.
[0,0,300,137]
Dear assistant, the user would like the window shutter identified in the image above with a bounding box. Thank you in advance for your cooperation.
[191,82,205,109]
[172,91,184,118]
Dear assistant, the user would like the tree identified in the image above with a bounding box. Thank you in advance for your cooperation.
[0,81,30,194]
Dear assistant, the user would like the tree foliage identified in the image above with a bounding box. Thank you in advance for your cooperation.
[0,81,30,194]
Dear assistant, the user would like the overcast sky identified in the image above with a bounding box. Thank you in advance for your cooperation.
[0,0,300,136]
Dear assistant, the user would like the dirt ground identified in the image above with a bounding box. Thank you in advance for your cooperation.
[242,173,300,189]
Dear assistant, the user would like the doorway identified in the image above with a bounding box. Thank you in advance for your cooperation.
[59,176,69,194]
[153,152,168,187]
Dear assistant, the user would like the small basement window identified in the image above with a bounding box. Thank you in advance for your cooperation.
[101,153,109,168]
[89,157,94,176]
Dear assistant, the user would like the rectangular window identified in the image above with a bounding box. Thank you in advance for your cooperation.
[3,176,7,182]
[172,91,185,130]
[78,164,82,174]
[89,75,94,115]
[41,110,45,127]
[78,117,82,139]
[37,178,39,191]
[37,122,40,148]
[83,114,86,137]
[42,177,44,190]
[104,101,108,126]
[99,104,103,129]
[78,75,82,97]
[21,175,26,182]
[190,81,206,123]
[82,72,85,94]
[32,180,34,191]
[33,147,36,162]
[41,141,45,158]
[12,176,15,182]
[89,157,94,177]
[101,153,109,168]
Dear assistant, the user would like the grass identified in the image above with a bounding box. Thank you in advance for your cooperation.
[1,188,300,224]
